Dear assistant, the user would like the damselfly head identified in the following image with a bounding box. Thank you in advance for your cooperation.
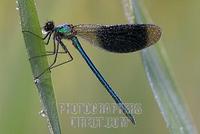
[43,21,55,32]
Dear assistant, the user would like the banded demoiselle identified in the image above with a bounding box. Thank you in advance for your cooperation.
[27,21,162,125]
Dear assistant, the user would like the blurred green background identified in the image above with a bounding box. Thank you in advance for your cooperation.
[0,0,200,133]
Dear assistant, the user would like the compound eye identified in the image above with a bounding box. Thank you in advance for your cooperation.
[43,21,54,32]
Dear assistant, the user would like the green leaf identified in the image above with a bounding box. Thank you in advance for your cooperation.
[17,0,61,133]
[122,0,198,133]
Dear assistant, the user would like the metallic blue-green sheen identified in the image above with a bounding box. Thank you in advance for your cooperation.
[71,36,136,124]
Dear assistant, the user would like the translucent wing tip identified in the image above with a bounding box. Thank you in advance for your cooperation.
[145,24,162,46]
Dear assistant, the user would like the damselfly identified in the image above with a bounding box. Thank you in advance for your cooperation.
[25,21,161,125]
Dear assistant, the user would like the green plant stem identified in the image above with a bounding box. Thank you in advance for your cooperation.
[122,0,198,133]
[18,0,61,134]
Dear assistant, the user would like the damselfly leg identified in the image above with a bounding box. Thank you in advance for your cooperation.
[22,30,73,79]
